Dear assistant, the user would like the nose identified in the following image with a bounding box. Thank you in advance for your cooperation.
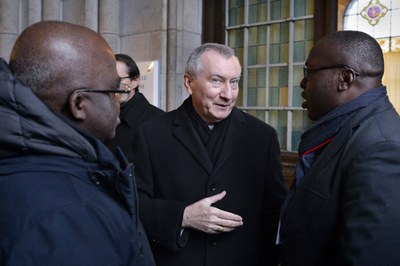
[219,82,234,99]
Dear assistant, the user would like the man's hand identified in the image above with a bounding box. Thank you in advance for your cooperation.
[182,191,243,234]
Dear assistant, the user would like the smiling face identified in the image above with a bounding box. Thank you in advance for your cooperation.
[184,50,241,124]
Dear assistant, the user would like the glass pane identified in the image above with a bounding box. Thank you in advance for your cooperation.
[292,110,312,150]
[294,0,306,17]
[269,86,288,107]
[269,110,287,150]
[258,25,267,45]
[392,9,400,35]
[228,29,237,47]
[281,0,290,19]
[294,20,305,42]
[305,19,314,40]
[257,45,267,65]
[269,23,289,64]
[247,68,266,106]
[293,19,313,62]
[248,46,257,65]
[228,8,238,26]
[249,27,258,46]
[249,4,258,23]
[305,0,314,15]
[294,41,305,62]
[258,3,268,22]
[292,66,304,107]
[248,26,268,64]
[236,79,244,106]
[271,0,281,20]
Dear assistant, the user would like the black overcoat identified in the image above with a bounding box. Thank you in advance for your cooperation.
[280,95,400,266]
[105,92,164,162]
[132,98,286,266]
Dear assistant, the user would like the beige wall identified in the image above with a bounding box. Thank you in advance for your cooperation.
[0,0,203,110]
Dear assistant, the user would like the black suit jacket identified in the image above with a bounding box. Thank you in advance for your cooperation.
[280,96,400,266]
[132,98,286,266]
[105,92,164,162]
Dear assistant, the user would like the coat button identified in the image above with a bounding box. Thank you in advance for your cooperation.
[209,182,217,191]
[209,237,217,246]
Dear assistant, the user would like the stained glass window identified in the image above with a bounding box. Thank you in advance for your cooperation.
[344,0,400,113]
[226,0,314,151]
[344,0,400,52]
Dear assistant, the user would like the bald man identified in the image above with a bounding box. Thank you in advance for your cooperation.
[280,31,400,265]
[0,21,155,265]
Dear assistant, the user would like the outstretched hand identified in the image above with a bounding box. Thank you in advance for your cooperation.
[182,191,243,234]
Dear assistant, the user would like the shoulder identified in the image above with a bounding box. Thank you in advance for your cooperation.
[233,107,277,133]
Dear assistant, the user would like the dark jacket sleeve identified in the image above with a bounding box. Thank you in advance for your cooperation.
[132,125,188,251]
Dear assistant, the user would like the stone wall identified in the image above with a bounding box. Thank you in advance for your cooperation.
[0,0,203,111]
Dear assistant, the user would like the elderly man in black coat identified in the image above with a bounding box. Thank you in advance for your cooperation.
[132,43,287,266]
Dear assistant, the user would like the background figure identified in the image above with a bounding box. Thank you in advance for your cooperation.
[104,54,164,161]
[132,43,286,266]
[0,21,154,265]
[280,30,400,265]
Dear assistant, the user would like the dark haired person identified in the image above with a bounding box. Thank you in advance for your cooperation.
[104,53,164,162]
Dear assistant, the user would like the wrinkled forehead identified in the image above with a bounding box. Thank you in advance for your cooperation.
[199,51,242,76]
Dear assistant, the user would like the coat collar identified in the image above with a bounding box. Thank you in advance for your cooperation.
[172,98,245,174]
[119,93,150,128]
[281,95,395,227]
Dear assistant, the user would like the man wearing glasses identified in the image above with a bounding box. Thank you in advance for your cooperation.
[279,30,400,265]
[0,21,154,265]
[104,54,164,162]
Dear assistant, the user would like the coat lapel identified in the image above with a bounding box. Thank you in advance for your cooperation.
[173,106,214,173]
[212,108,244,174]
[282,124,350,227]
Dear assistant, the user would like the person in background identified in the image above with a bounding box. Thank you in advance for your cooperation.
[104,54,164,162]
[0,21,155,266]
[279,30,400,266]
[132,43,286,266]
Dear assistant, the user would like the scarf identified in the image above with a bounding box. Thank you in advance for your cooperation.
[184,97,230,164]
[296,86,387,183]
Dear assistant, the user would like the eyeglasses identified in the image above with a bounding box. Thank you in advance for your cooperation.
[303,65,360,80]
[73,83,131,103]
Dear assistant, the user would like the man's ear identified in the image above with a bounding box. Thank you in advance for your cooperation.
[338,68,357,92]
[68,92,87,121]
[184,74,193,95]
[131,78,139,90]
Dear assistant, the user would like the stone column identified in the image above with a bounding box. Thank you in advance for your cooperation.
[28,0,42,26]
[42,0,62,20]
[0,0,19,60]
[85,0,99,31]
[166,0,202,110]
[99,0,119,52]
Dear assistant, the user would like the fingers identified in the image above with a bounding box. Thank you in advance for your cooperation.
[181,191,244,233]
[206,190,226,205]
[214,224,237,234]
[215,208,243,222]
